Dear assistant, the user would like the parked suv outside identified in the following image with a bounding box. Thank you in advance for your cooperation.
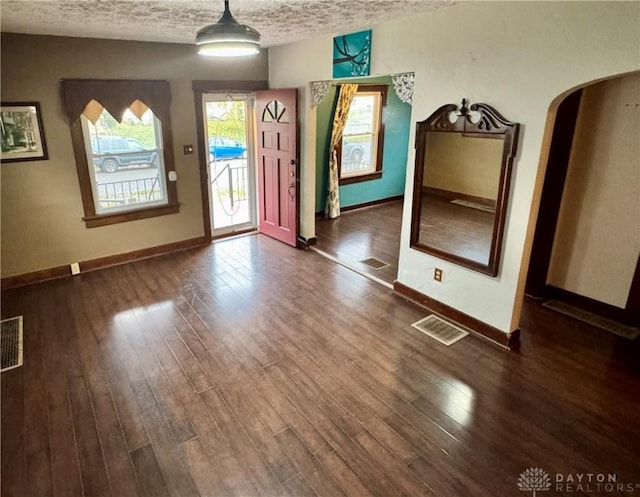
[92,136,158,173]
[342,139,365,166]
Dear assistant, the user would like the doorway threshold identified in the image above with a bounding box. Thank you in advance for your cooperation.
[212,228,258,242]
[310,246,393,290]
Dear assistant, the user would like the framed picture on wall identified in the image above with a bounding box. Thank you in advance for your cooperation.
[333,30,372,78]
[1,102,48,163]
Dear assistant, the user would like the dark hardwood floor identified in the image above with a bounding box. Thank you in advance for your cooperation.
[315,200,403,284]
[419,194,494,265]
[2,233,639,497]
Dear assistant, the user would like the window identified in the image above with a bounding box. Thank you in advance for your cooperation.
[339,85,387,185]
[61,80,178,228]
[82,106,167,214]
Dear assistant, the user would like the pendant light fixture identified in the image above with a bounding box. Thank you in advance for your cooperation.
[196,0,261,57]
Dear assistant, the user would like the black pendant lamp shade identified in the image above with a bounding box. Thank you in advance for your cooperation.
[196,0,261,57]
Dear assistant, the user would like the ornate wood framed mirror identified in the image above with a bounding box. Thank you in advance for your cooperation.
[410,99,520,276]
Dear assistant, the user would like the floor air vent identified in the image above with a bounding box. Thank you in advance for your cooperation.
[411,315,469,346]
[450,199,495,213]
[359,257,389,270]
[542,300,639,340]
[1,316,23,372]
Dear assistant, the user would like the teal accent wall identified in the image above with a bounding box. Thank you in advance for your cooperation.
[315,76,411,213]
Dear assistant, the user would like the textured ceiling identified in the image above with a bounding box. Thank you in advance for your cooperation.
[0,0,456,48]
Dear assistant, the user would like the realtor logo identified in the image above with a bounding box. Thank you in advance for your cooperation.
[518,468,552,496]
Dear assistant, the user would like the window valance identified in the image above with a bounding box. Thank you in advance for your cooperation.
[60,79,171,124]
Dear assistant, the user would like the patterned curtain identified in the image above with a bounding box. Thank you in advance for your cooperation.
[325,83,358,219]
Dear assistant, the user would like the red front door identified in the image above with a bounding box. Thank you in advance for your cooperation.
[255,89,298,247]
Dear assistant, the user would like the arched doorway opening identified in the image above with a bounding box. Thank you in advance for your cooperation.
[522,71,639,334]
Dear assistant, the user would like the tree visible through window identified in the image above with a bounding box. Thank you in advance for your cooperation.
[61,79,178,228]
[81,105,167,214]
[339,85,386,184]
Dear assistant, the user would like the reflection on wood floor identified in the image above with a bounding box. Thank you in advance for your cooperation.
[419,194,494,265]
[2,234,639,497]
[315,200,403,285]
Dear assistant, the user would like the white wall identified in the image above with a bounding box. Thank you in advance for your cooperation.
[269,1,640,333]
[547,73,640,308]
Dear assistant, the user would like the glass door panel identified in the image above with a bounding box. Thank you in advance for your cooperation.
[203,94,256,235]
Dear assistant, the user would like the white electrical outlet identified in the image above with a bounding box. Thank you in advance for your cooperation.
[70,263,81,275]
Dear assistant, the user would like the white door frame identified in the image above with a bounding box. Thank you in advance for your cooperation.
[201,92,257,237]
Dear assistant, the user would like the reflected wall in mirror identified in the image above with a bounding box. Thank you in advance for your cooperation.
[410,100,519,276]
